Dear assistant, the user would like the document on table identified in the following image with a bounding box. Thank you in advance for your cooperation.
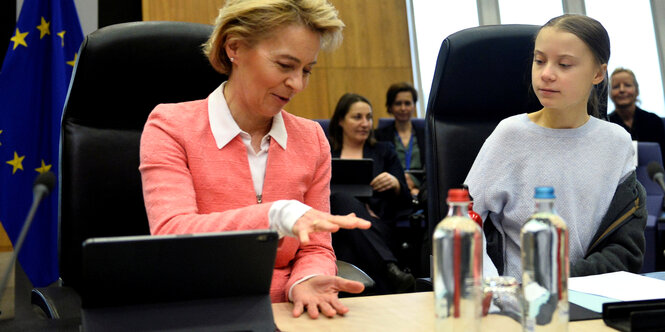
[569,271,665,301]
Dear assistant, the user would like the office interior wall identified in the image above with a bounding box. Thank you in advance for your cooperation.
[99,0,141,29]
[142,0,219,25]
[477,0,500,25]
[652,0,665,115]
[414,0,665,116]
[142,0,413,121]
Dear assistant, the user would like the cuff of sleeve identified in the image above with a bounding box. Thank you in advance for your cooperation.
[268,200,311,238]
[288,274,319,302]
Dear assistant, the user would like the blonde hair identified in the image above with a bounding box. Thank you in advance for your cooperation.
[611,67,639,95]
[203,0,344,74]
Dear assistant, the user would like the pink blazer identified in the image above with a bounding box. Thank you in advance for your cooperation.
[139,98,336,302]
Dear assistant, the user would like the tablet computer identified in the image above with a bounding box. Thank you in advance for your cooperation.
[80,230,278,331]
[331,158,374,198]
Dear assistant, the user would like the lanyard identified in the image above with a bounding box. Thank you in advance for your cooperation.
[396,130,414,170]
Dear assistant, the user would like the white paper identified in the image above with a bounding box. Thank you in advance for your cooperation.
[568,271,665,301]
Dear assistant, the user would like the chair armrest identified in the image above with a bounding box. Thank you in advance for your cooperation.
[415,277,432,292]
[31,285,81,319]
[336,260,375,297]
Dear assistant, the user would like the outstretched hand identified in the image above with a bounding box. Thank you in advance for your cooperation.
[291,275,365,318]
[292,209,371,244]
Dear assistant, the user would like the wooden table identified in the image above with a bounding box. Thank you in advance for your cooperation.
[273,292,617,332]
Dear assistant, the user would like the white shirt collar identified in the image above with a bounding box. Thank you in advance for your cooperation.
[208,82,287,150]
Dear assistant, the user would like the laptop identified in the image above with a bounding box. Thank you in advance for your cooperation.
[331,158,374,198]
[80,230,278,332]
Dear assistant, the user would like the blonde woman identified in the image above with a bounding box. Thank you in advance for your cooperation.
[140,0,370,318]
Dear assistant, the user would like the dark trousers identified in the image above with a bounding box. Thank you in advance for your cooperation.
[330,192,398,294]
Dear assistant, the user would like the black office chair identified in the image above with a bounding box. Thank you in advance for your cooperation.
[421,24,608,289]
[425,24,544,240]
[32,21,372,319]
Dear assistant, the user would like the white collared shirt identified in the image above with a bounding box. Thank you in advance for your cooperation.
[208,83,318,300]
[208,82,311,238]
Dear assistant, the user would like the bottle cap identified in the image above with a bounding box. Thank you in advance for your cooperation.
[447,188,470,202]
[534,186,555,199]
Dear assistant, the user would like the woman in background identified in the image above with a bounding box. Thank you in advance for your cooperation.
[329,93,415,294]
[608,67,665,162]
[140,0,371,319]
[375,82,426,198]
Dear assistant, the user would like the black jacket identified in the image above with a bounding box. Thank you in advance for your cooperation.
[571,171,647,276]
[609,107,665,163]
[374,120,428,204]
[374,120,426,174]
[485,171,647,276]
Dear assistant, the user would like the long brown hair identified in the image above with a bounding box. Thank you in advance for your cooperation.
[329,93,376,151]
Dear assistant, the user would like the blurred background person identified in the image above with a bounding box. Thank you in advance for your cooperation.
[328,93,415,294]
[140,0,371,319]
[608,67,665,162]
[375,82,426,201]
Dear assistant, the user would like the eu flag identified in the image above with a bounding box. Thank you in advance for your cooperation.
[0,0,83,287]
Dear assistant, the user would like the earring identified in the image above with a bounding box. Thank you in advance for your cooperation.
[230,57,234,62]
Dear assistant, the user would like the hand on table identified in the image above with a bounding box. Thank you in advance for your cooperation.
[370,172,400,193]
[292,209,371,244]
[291,275,365,318]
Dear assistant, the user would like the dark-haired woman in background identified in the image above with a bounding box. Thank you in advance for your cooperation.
[329,93,415,294]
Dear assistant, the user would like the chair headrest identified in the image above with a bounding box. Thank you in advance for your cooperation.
[63,21,227,130]
[427,24,542,122]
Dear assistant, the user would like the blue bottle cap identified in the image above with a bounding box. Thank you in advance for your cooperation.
[534,186,555,199]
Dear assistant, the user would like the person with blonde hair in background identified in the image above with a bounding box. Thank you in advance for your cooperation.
[140,0,372,319]
[608,67,665,162]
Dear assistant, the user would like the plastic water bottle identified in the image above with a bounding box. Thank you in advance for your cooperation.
[433,188,482,332]
[521,186,569,331]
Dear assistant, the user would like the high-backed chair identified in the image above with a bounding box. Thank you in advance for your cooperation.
[635,142,664,272]
[425,24,544,240]
[30,21,225,318]
[33,21,372,319]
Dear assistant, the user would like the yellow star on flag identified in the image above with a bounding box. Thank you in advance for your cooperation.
[10,28,29,50]
[57,30,66,47]
[66,53,78,67]
[6,151,25,174]
[37,17,51,39]
[0,129,2,146]
[35,160,52,174]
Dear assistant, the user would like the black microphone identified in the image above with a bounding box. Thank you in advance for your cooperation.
[0,171,56,307]
[647,161,665,193]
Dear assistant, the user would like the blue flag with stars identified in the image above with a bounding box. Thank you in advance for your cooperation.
[0,0,83,287]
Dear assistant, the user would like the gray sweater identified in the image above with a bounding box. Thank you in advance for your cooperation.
[465,114,636,280]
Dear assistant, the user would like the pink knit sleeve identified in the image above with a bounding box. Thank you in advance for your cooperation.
[139,104,272,235]
[284,122,337,296]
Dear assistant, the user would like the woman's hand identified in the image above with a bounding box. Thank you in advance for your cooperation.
[370,172,400,194]
[404,172,419,196]
[292,209,371,244]
[291,275,365,318]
